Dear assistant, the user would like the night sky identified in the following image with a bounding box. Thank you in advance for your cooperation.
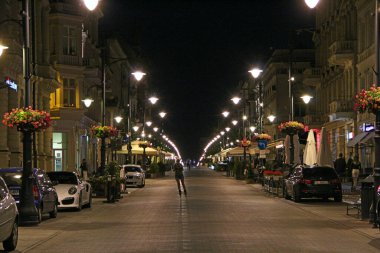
[101,0,315,160]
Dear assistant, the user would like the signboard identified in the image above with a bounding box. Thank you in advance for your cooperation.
[259,150,266,158]
[258,140,267,150]
[5,77,17,91]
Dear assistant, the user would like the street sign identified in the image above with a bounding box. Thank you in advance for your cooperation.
[258,140,267,150]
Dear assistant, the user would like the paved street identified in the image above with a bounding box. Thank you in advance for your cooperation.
[5,167,380,253]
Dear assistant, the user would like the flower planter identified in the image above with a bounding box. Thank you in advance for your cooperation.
[2,106,51,132]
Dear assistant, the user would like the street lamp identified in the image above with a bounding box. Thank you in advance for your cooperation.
[267,114,276,123]
[249,67,263,133]
[300,94,313,104]
[114,116,123,124]
[231,96,241,105]
[222,111,230,118]
[0,45,8,56]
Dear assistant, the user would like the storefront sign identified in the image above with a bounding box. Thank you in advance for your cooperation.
[5,77,17,91]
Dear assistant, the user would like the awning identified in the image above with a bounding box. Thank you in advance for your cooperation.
[347,132,370,147]
[116,141,159,156]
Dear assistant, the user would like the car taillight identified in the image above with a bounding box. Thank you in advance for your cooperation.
[33,185,39,200]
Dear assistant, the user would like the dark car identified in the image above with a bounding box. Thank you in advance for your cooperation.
[0,168,58,223]
[284,165,342,202]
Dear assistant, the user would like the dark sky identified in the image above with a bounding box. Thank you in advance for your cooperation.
[101,0,315,160]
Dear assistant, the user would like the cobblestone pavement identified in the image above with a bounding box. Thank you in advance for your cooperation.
[5,167,380,253]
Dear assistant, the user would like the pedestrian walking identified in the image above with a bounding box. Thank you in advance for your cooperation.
[173,159,187,196]
[346,152,353,179]
[80,158,88,180]
[334,153,346,181]
[351,155,361,190]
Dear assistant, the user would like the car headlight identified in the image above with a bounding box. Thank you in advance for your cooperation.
[68,186,77,195]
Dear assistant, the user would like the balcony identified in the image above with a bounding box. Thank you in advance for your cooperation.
[303,114,326,128]
[328,40,356,66]
[302,67,321,87]
[328,99,355,121]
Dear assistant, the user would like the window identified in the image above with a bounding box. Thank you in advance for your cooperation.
[63,78,76,107]
[63,26,77,56]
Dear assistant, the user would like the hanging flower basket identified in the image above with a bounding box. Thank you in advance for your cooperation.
[354,85,380,114]
[241,138,251,147]
[2,106,51,132]
[91,125,118,138]
[252,133,272,142]
[278,121,305,135]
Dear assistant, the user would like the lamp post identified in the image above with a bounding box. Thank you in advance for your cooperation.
[126,71,146,164]
[249,68,263,133]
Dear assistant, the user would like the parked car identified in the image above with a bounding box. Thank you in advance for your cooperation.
[0,167,58,223]
[47,171,92,210]
[0,176,18,251]
[121,165,145,188]
[284,165,342,202]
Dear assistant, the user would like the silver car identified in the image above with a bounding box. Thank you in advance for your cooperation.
[0,176,18,251]
[122,165,145,188]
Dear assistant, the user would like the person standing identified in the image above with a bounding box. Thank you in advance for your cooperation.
[351,155,361,190]
[173,159,187,196]
[187,160,191,171]
[80,158,88,180]
[334,153,346,180]
[346,152,353,181]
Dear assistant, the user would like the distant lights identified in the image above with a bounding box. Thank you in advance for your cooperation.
[231,97,241,105]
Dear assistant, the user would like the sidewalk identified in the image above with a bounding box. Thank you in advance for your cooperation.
[246,179,380,239]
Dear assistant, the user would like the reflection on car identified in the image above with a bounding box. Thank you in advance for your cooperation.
[121,165,145,188]
[0,176,18,251]
[284,165,342,202]
[47,171,92,211]
[0,167,58,223]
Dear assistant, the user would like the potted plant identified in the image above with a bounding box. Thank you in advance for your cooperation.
[90,125,118,138]
[354,85,380,114]
[2,106,51,132]
[278,121,305,135]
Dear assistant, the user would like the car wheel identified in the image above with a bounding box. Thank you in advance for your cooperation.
[84,192,92,208]
[3,220,18,251]
[293,188,301,203]
[77,194,82,211]
[334,193,342,202]
[49,203,58,218]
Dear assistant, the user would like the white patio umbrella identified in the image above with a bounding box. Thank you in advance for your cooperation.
[284,134,301,164]
[293,134,301,165]
[316,127,334,167]
[303,129,317,166]
[284,135,290,164]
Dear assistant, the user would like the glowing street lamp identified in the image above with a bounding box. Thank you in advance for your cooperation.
[114,116,123,123]
[225,127,231,132]
[83,0,100,11]
[231,96,241,105]
[153,127,159,132]
[159,112,167,118]
[131,71,146,81]
[133,126,139,132]
[146,121,152,127]
[301,94,313,104]
[232,120,238,126]
[148,96,159,105]
[304,0,319,9]
[248,68,263,79]
[0,45,8,56]
[250,126,256,132]
[222,111,230,118]
[267,114,276,123]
